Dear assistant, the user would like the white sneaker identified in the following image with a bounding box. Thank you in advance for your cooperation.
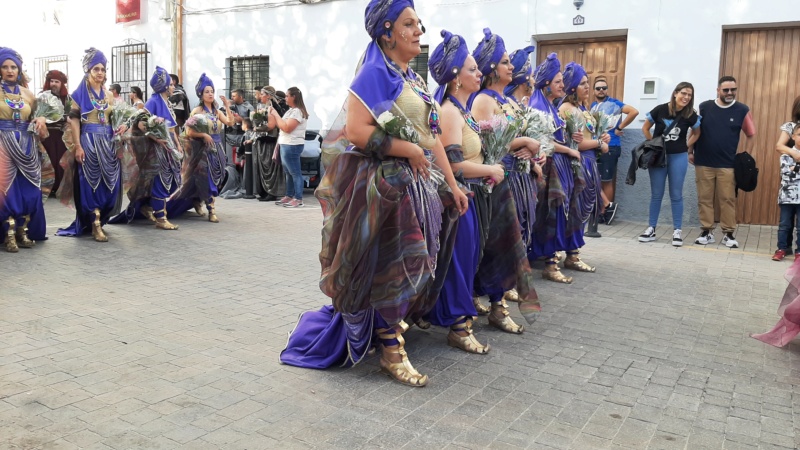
[694,230,715,245]
[638,226,656,242]
[723,233,739,248]
[672,229,683,247]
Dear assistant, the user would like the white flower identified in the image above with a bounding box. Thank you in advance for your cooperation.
[377,111,395,127]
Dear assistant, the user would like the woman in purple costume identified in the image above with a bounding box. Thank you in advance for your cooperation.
[281,0,468,387]
[0,47,48,252]
[57,48,120,242]
[469,29,540,334]
[556,62,609,273]
[527,53,587,283]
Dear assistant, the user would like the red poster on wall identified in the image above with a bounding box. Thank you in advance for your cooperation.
[116,0,141,24]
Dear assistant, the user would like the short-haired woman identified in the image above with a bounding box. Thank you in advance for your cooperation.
[638,82,701,246]
[129,86,145,110]
[269,86,308,208]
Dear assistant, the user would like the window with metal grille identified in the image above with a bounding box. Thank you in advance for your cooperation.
[33,55,68,92]
[111,42,149,100]
[409,45,429,84]
[226,56,269,106]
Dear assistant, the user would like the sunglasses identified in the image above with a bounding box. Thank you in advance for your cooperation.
[722,88,738,93]
[595,86,608,91]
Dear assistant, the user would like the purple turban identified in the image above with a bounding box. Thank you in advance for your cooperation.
[562,61,587,96]
[472,28,506,77]
[82,48,107,73]
[532,52,561,90]
[429,30,469,105]
[0,47,23,85]
[503,46,535,97]
[364,0,415,41]
[195,73,214,98]
[150,66,171,94]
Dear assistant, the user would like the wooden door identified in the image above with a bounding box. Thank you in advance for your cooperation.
[537,38,627,100]
[720,28,800,225]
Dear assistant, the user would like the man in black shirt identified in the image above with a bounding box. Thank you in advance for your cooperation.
[692,76,756,248]
[168,73,189,128]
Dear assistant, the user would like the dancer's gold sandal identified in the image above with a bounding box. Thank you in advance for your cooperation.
[193,200,206,217]
[15,215,35,248]
[542,257,572,284]
[503,289,520,303]
[473,297,490,316]
[207,199,219,223]
[488,300,524,334]
[5,218,18,253]
[447,318,490,354]
[140,206,157,222]
[377,322,428,387]
[91,208,108,242]
[565,254,595,273]
[153,204,179,230]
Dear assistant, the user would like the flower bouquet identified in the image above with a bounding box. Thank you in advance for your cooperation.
[185,114,211,134]
[522,107,557,171]
[376,111,420,144]
[110,102,138,142]
[251,111,266,128]
[28,92,65,135]
[145,115,182,161]
[590,101,623,156]
[478,114,519,193]
[562,110,586,178]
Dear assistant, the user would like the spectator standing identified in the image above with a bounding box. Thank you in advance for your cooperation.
[168,73,189,128]
[638,82,701,247]
[109,83,124,105]
[773,125,800,261]
[692,76,755,248]
[270,86,308,208]
[224,88,255,165]
[591,77,639,224]
[129,86,145,110]
[40,70,70,194]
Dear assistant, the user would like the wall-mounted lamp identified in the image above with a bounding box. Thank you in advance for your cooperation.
[573,0,584,10]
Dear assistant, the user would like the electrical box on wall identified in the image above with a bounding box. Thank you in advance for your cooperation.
[641,77,659,99]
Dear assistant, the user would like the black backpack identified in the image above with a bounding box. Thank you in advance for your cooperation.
[734,151,758,193]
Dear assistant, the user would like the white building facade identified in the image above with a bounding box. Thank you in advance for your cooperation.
[10,0,800,223]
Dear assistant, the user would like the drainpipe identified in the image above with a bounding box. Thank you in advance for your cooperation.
[177,0,184,82]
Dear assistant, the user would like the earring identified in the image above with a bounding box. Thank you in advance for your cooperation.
[387,30,392,38]
[545,86,552,95]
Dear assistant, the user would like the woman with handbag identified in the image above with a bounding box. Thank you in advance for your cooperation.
[638,82,701,247]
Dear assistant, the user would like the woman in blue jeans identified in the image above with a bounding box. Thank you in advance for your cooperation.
[270,86,309,208]
[638,82,701,247]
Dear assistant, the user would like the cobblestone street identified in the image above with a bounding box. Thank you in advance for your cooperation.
[1,195,799,449]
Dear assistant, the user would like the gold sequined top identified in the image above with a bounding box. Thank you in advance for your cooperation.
[391,82,436,150]
[462,120,483,164]
[0,90,32,121]
[72,85,113,125]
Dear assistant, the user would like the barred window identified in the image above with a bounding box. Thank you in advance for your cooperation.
[226,56,270,106]
[409,45,429,84]
[111,42,149,99]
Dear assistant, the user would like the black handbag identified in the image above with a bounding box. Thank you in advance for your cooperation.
[637,116,681,169]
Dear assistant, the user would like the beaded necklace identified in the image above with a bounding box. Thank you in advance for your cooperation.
[1,81,25,123]
[385,56,441,136]
[479,89,515,121]
[86,82,109,125]
[203,105,219,133]
[447,95,479,133]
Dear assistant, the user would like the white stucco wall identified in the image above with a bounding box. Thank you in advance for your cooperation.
[9,0,800,131]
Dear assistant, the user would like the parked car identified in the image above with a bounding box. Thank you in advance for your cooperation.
[301,130,323,189]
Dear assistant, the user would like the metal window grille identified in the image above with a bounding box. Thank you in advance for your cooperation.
[225,56,270,106]
[111,42,149,100]
[409,45,429,84]
[33,55,68,92]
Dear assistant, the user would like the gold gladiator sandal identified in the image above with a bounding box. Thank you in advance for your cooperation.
[447,318,490,354]
[140,205,157,222]
[564,251,595,273]
[488,299,524,334]
[542,257,573,284]
[473,297,490,316]
[15,215,35,248]
[193,200,206,217]
[153,199,179,230]
[91,208,108,242]
[207,199,219,223]
[503,289,520,303]
[4,218,18,253]
[377,321,428,387]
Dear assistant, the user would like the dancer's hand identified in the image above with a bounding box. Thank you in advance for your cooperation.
[75,146,85,164]
[600,133,611,144]
[489,164,505,184]
[600,142,609,154]
[514,148,533,160]
[569,148,580,159]
[409,147,430,180]
[453,188,469,216]
[203,134,214,146]
[571,132,584,144]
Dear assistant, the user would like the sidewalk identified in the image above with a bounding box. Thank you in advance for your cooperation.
[0,197,798,449]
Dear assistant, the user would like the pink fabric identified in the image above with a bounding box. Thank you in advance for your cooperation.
[751,259,800,347]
